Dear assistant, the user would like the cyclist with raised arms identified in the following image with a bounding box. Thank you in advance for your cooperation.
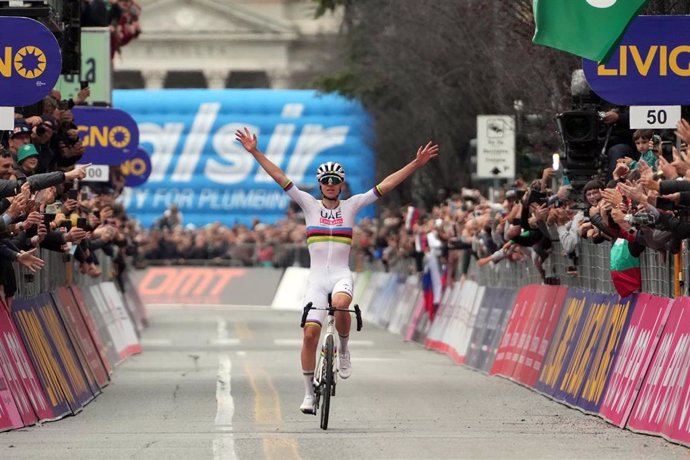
[235,127,439,414]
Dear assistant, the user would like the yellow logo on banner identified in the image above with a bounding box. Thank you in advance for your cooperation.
[597,45,690,77]
[121,158,148,177]
[78,125,133,149]
[0,46,47,79]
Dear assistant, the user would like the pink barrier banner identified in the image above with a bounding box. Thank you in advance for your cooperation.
[510,285,569,387]
[599,294,672,427]
[0,304,53,423]
[490,285,540,378]
[0,363,23,431]
[628,296,690,446]
[53,287,109,390]
[69,285,117,375]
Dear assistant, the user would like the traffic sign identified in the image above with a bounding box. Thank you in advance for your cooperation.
[476,115,515,179]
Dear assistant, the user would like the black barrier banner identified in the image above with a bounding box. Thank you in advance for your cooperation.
[69,286,114,375]
[465,288,517,372]
[13,295,93,412]
[53,287,108,391]
[0,306,50,422]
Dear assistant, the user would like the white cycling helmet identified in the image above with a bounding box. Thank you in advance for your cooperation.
[316,162,345,184]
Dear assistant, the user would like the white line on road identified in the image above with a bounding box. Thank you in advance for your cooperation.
[210,338,241,346]
[140,338,173,346]
[213,315,236,460]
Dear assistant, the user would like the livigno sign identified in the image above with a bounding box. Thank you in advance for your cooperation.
[583,15,690,105]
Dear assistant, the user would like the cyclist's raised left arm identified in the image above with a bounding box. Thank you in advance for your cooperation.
[235,127,290,189]
[376,141,439,195]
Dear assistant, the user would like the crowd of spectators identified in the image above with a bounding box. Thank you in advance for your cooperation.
[0,87,139,311]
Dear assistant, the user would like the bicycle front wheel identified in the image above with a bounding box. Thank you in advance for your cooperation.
[320,335,334,430]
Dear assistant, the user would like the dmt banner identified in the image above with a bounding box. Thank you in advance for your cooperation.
[0,17,62,106]
[600,293,672,427]
[114,89,375,227]
[628,296,690,446]
[73,106,140,165]
[583,16,690,105]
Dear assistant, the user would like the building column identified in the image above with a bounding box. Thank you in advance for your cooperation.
[142,70,166,89]
[204,70,228,89]
[268,69,291,89]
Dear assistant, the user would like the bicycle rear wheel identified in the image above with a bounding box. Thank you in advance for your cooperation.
[320,335,334,430]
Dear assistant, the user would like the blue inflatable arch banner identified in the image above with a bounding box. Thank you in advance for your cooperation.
[113,89,375,228]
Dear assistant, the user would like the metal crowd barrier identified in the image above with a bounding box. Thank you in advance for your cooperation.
[15,249,114,299]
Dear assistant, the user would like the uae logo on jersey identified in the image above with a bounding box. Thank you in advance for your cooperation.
[320,209,343,226]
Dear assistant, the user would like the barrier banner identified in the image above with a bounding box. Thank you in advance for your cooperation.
[494,285,569,386]
[361,273,392,323]
[446,283,484,364]
[132,267,282,307]
[440,281,468,361]
[405,294,431,345]
[628,296,690,446]
[0,305,47,423]
[368,273,401,328]
[122,273,148,332]
[535,289,598,399]
[513,286,569,386]
[271,267,310,311]
[490,285,540,377]
[70,285,115,374]
[12,295,93,413]
[535,290,634,410]
[86,284,129,363]
[464,287,517,372]
[387,276,420,336]
[98,283,142,360]
[425,282,458,354]
[575,294,635,414]
[0,363,23,431]
[600,294,672,427]
[53,287,109,390]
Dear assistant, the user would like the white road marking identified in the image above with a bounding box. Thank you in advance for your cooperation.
[213,315,236,460]
[210,338,241,346]
[273,339,375,347]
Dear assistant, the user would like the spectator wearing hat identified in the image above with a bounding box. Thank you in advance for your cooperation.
[16,144,40,177]
[6,120,31,158]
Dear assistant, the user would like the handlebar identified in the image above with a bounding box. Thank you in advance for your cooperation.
[300,302,363,331]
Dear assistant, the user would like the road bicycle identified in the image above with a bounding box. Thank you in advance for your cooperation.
[300,295,363,430]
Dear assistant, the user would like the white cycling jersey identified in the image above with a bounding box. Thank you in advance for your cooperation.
[281,179,383,326]
[282,179,383,269]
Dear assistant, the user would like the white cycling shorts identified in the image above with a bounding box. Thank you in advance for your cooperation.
[303,267,353,327]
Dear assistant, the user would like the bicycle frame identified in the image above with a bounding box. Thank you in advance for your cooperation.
[300,297,362,430]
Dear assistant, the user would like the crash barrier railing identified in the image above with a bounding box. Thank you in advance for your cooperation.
[0,250,146,432]
[322,267,690,449]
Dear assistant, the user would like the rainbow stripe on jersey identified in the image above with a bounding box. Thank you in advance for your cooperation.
[306,226,353,246]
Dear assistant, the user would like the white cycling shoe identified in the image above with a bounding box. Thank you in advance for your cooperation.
[338,351,352,379]
[300,394,316,414]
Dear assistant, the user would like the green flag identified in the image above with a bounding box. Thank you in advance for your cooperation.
[532,0,648,62]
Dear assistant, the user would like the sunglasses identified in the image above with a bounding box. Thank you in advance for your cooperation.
[319,176,342,185]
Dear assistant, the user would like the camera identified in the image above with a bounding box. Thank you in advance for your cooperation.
[624,212,656,227]
[36,124,47,136]
[661,141,673,162]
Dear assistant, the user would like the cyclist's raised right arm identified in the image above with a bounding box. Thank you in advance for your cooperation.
[235,127,290,188]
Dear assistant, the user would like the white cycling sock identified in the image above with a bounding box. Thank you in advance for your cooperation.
[303,371,315,396]
[339,334,349,354]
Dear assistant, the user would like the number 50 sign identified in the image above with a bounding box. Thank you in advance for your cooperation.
[630,105,681,130]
